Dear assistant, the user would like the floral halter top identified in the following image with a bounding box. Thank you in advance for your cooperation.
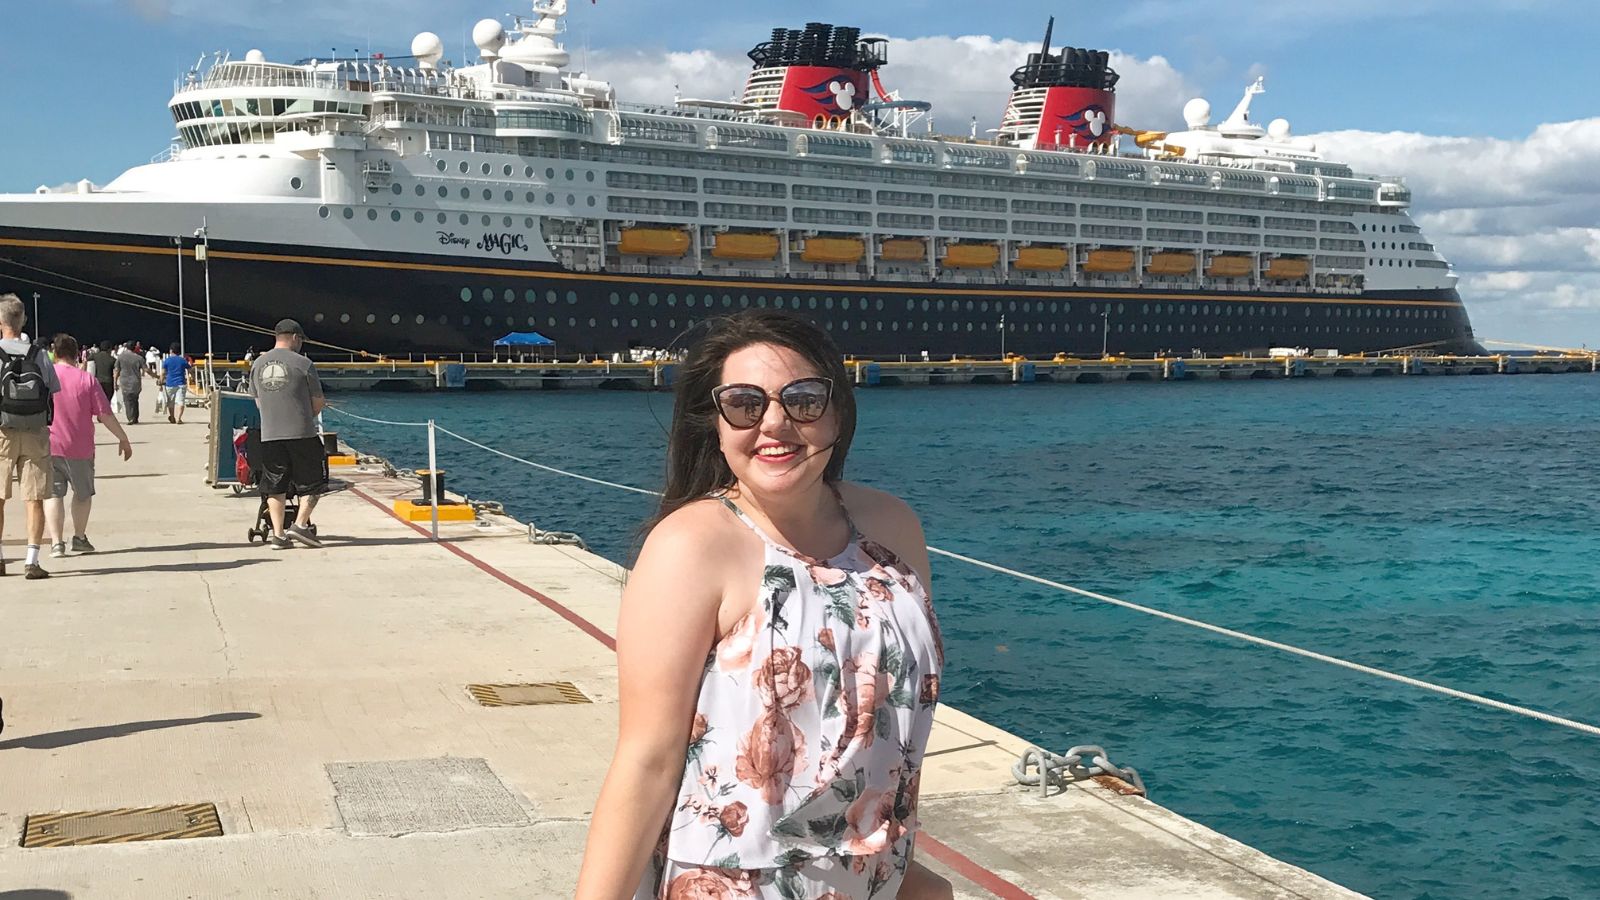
[664,491,945,871]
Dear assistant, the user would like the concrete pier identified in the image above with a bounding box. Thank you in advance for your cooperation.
[204,353,1600,393]
[1,422,1365,898]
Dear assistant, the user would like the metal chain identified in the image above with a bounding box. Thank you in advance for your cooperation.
[1013,745,1146,797]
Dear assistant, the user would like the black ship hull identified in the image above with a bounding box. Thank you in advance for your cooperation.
[0,227,1481,359]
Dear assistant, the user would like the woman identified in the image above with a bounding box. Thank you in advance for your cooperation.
[577,311,951,899]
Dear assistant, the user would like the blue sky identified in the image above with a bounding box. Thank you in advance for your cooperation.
[3,0,1599,345]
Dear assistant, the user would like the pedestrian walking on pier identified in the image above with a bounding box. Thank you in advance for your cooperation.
[161,343,192,424]
[250,319,326,549]
[89,340,116,400]
[114,341,144,424]
[577,311,951,899]
[0,293,61,579]
[43,334,132,558]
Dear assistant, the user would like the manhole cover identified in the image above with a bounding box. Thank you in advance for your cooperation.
[467,681,590,707]
[327,757,530,835]
[22,803,223,847]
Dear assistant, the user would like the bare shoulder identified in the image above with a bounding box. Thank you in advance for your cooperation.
[637,498,742,570]
[837,482,931,581]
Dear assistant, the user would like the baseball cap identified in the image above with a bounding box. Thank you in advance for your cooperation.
[274,318,305,336]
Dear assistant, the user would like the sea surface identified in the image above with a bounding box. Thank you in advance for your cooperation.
[330,375,1600,900]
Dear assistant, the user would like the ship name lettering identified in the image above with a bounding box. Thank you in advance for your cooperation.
[476,232,529,255]
[436,231,471,248]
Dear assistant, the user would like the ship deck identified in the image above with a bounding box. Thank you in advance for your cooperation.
[0,418,1365,898]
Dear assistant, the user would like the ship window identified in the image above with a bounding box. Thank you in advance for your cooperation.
[481,215,491,226]
[317,206,329,218]
[460,214,469,225]
[648,293,658,307]
[291,177,304,191]
[390,210,401,222]
[342,207,354,219]
[504,190,513,202]
[438,186,448,198]
[367,209,378,220]
[547,168,556,179]
[481,189,491,201]
[459,161,469,174]
[567,194,576,206]
[587,197,597,207]
[503,216,513,228]
[587,171,596,182]
[459,187,470,200]
[436,160,447,172]
[546,193,557,204]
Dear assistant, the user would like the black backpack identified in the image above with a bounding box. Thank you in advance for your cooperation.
[0,342,53,428]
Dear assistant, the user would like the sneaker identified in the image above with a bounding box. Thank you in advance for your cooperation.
[70,535,95,553]
[168,410,176,423]
[286,524,323,548]
[49,543,67,559]
[0,558,7,577]
[24,564,49,580]
[269,534,294,550]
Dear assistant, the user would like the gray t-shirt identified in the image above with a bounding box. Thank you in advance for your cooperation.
[0,337,61,393]
[115,348,144,390]
[90,348,116,383]
[249,347,323,441]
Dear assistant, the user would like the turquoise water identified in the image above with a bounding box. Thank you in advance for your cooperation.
[331,376,1600,900]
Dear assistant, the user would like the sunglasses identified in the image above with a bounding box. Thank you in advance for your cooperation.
[711,377,833,429]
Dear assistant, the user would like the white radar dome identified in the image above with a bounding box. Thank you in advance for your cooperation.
[1183,98,1212,129]
[1268,118,1291,139]
[245,49,265,63]
[411,31,444,69]
[473,18,507,58]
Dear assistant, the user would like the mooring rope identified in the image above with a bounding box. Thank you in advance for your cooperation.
[321,405,1600,739]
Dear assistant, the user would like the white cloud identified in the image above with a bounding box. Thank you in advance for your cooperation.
[589,35,1198,134]
[1314,118,1600,343]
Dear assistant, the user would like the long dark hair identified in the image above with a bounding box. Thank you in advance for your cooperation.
[649,310,856,534]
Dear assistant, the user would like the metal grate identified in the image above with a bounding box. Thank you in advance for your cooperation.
[466,681,591,707]
[22,803,223,847]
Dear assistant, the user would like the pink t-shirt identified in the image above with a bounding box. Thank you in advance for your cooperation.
[49,362,112,459]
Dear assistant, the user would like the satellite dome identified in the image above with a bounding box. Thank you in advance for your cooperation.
[1268,118,1291,139]
[411,31,444,69]
[1183,98,1212,129]
[245,49,266,63]
[472,18,507,58]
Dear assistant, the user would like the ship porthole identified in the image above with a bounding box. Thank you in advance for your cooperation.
[460,188,470,200]
[504,289,515,303]
[390,211,401,222]
[340,314,350,323]
[342,207,353,219]
[391,183,403,196]
[666,294,676,307]
[414,212,424,223]
[482,289,494,302]
[459,162,469,174]
[390,315,401,324]
[317,206,329,218]
[586,171,596,183]
[416,315,425,325]
[437,213,447,225]
[524,166,535,178]
[546,291,557,304]
[566,291,578,305]
[460,214,469,225]
[526,192,536,203]
[313,313,325,323]
[436,160,447,172]
[365,314,376,324]
[546,168,556,180]
[438,187,448,198]
[586,197,597,208]
[291,177,303,191]
[416,185,425,197]
[525,290,537,303]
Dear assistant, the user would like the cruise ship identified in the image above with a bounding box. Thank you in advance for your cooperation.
[0,1,1480,359]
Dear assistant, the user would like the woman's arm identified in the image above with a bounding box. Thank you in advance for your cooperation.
[575,509,728,898]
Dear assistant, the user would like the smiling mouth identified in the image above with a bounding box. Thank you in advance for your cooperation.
[755,443,801,461]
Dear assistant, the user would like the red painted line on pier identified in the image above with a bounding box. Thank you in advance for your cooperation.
[348,483,1035,896]
[348,485,616,650]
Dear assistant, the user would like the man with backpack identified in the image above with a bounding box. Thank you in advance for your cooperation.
[0,293,62,579]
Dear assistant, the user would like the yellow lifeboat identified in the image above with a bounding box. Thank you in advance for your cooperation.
[1014,246,1069,271]
[618,228,690,257]
[943,243,1000,269]
[1083,249,1135,273]
[1147,252,1196,276]
[800,237,865,264]
[1206,255,1253,278]
[710,233,780,260]
[1265,257,1310,280]
[879,238,927,262]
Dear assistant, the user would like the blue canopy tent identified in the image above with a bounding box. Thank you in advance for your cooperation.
[493,331,556,361]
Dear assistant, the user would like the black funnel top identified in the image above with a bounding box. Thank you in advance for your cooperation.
[748,23,887,71]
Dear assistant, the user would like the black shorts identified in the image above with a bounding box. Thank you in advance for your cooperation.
[257,436,328,497]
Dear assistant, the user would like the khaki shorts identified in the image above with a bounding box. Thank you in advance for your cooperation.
[0,426,51,501]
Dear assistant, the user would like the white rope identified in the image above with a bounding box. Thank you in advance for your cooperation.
[322,404,1600,738]
[434,425,662,497]
[324,406,431,428]
[927,545,1600,738]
